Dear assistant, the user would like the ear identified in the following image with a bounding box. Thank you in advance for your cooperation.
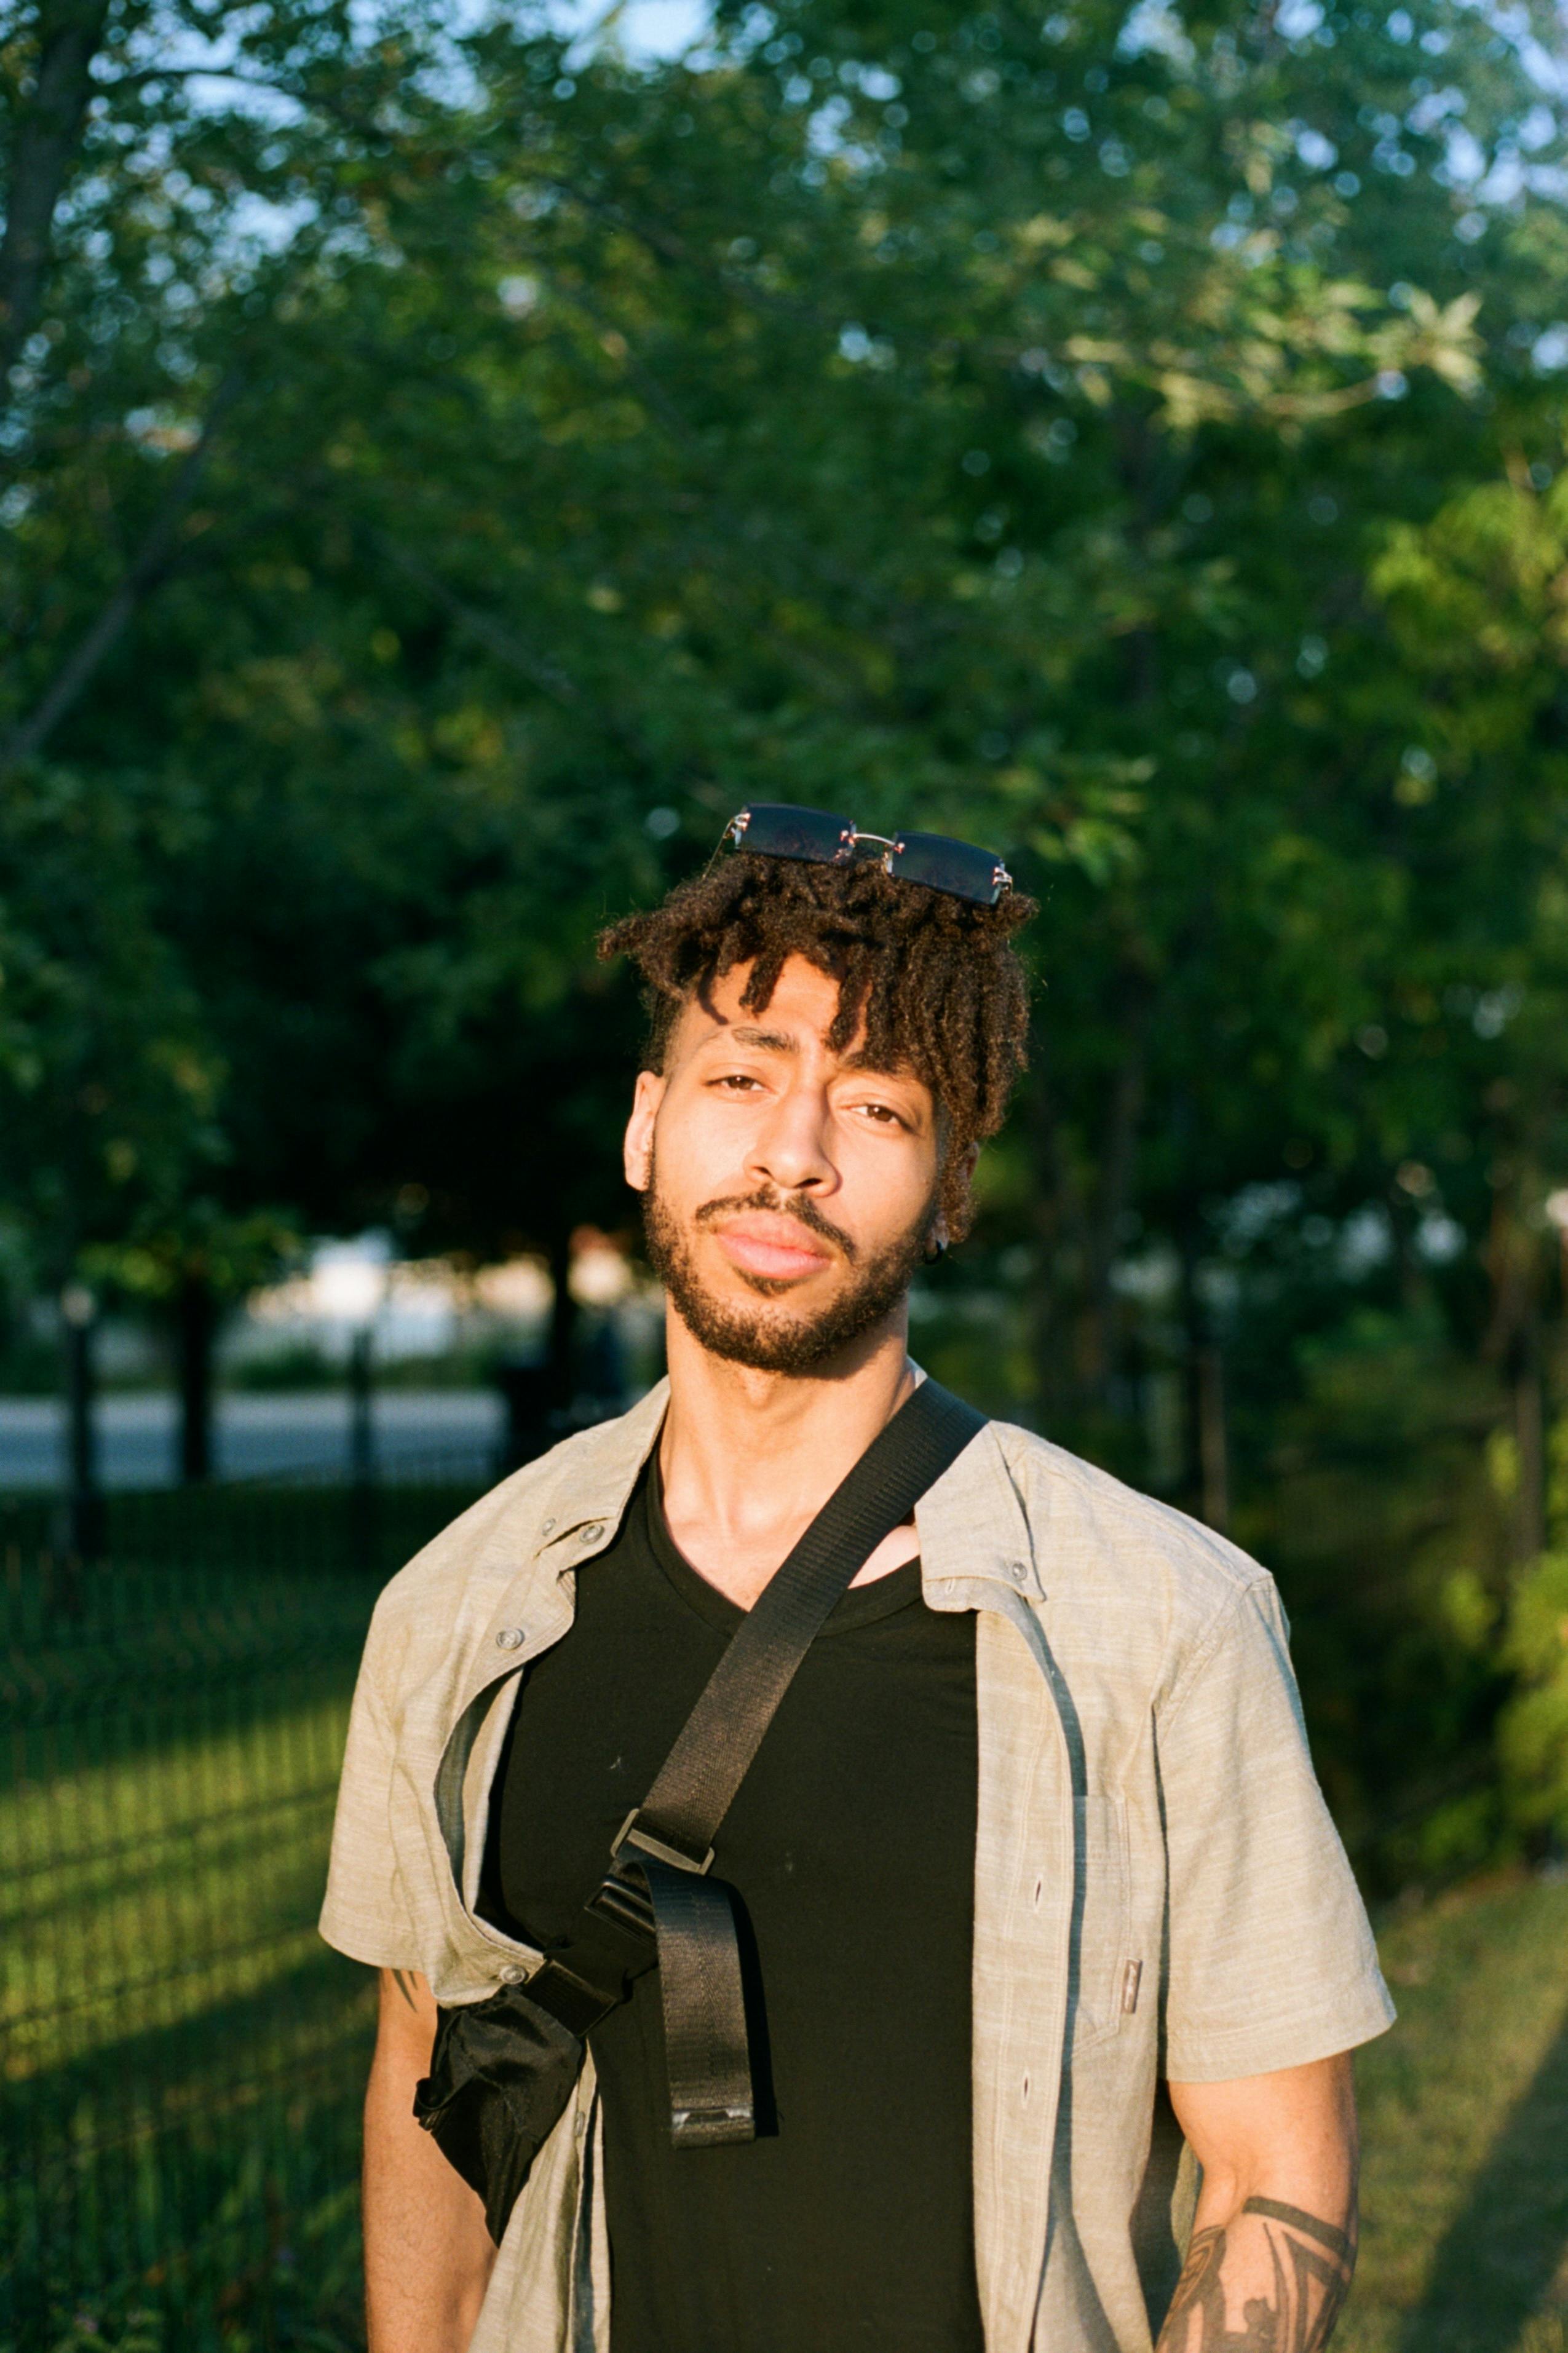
[623,1068,665,1193]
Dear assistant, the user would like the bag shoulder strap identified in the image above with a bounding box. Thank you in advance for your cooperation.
[614,1374,987,1874]
[525,1377,988,2148]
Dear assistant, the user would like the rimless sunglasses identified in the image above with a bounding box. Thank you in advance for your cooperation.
[723,804,1012,909]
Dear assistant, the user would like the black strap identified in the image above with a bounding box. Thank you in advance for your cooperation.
[526,1377,988,2146]
[610,1376,988,1870]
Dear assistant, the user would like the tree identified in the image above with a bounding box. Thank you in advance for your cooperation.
[5,0,1568,1867]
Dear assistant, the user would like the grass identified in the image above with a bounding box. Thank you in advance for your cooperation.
[1,1548,386,2353]
[1343,1870,1568,2353]
[3,1688,354,2079]
[10,1861,1565,2352]
[5,1491,1567,2351]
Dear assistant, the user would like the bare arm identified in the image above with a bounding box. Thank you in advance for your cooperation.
[1157,2052,1360,2353]
[363,1967,496,2353]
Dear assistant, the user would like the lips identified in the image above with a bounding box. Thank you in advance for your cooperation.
[712,1213,834,1283]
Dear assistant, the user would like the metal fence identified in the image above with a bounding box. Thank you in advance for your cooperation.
[1,1466,486,2353]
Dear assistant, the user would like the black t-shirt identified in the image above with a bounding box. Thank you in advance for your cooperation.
[481,1457,983,2353]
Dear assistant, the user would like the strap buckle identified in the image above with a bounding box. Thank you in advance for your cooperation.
[610,1809,715,1875]
[589,1814,714,1938]
[523,1956,624,2039]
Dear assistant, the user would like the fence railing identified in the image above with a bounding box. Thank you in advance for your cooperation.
[1,1462,486,2352]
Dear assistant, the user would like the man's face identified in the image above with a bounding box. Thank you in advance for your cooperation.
[622,956,946,1374]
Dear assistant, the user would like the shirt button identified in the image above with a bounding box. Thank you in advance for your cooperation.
[540,1516,556,1536]
[579,1522,604,1544]
[495,1626,526,1650]
[498,1963,526,1984]
[1008,1559,1029,1585]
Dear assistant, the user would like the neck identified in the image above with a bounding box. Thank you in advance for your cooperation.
[657,1308,917,1604]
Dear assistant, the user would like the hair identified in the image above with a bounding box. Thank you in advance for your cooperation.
[598,849,1035,1236]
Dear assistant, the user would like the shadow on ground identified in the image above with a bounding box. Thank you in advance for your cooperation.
[1,1944,374,2352]
[1394,2000,1568,2351]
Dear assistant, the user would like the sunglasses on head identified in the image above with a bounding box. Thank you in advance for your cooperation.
[723,804,1012,908]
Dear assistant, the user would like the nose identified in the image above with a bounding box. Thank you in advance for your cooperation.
[746,1078,837,1198]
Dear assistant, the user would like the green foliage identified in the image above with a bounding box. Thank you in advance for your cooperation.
[4,0,1568,1871]
[0,771,224,1275]
[1228,1306,1516,1884]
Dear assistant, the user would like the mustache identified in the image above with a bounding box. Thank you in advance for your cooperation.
[694,1187,858,1263]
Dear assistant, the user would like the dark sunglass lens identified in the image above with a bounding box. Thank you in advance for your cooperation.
[889,831,1006,905]
[734,804,855,864]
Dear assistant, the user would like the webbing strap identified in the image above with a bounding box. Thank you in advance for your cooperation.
[622,1858,754,2142]
[561,1376,988,2146]
[617,1378,988,1869]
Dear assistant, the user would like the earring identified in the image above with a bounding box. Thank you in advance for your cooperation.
[924,1236,948,1264]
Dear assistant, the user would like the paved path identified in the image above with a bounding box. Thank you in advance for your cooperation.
[0,1390,506,1490]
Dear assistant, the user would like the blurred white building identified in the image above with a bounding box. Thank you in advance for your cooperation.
[224,1229,645,1373]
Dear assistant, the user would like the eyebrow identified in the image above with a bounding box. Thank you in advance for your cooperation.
[725,1024,798,1054]
[708,1024,916,1085]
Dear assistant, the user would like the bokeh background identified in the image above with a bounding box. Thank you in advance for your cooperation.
[4,0,1568,2344]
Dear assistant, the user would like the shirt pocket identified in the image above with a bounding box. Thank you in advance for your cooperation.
[1070,1790,1133,2053]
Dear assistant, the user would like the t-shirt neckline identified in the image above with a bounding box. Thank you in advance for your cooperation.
[642,1453,925,1637]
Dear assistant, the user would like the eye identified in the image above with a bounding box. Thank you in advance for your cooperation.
[852,1100,905,1126]
[712,1072,764,1092]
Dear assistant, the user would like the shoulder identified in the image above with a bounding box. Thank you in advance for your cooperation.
[985,1417,1282,1675]
[993,1418,1263,1594]
[363,1386,667,1658]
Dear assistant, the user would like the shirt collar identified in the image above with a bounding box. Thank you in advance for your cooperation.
[476,1372,1041,1615]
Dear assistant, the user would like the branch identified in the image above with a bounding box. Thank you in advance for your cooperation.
[365,528,583,707]
[88,63,309,95]
[0,0,114,382]
[0,373,242,781]
[364,525,676,772]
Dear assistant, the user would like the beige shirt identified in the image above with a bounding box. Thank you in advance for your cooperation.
[320,1379,1393,2353]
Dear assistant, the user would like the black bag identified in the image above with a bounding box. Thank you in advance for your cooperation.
[413,1378,987,2244]
[413,1979,588,2245]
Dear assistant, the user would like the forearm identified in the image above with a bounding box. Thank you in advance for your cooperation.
[363,2023,496,2353]
[1155,2188,1356,2352]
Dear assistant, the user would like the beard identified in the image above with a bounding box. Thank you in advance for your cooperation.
[643,1161,932,1375]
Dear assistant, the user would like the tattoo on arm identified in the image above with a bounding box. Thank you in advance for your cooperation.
[1160,2197,1356,2352]
[391,1967,421,2013]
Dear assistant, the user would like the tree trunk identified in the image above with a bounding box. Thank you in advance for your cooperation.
[1483,1182,1548,1560]
[1174,1224,1203,1515]
[1026,1059,1075,1434]
[546,1230,579,1415]
[60,1281,101,1571]
[1079,1021,1147,1403]
[1197,1345,1230,1535]
[347,1327,377,1575]
[1510,1322,1546,1562]
[176,1271,215,1484]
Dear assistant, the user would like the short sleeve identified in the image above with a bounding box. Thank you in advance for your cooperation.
[1158,1576,1395,2082]
[319,1598,421,1970]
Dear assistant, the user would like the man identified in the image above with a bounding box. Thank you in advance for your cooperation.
[321,807,1394,2353]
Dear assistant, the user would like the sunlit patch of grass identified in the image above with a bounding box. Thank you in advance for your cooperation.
[1341,1871,1568,2353]
[2,1688,352,2080]
[2,1560,381,2352]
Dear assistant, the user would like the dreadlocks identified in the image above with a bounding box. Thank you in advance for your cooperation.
[598,849,1035,1236]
